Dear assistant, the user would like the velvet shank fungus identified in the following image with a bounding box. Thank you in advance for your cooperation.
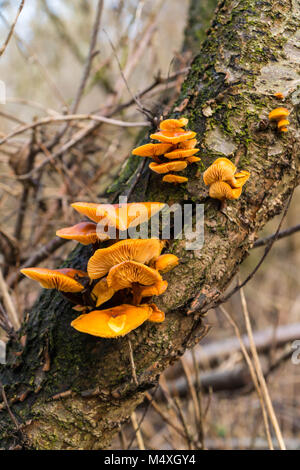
[132,117,200,184]
[203,158,250,202]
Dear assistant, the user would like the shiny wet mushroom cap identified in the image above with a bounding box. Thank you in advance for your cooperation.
[71,303,154,338]
[162,174,188,184]
[56,221,100,245]
[149,160,187,174]
[20,267,86,292]
[159,118,189,130]
[132,143,173,157]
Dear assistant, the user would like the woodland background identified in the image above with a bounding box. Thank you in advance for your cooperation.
[0,0,299,450]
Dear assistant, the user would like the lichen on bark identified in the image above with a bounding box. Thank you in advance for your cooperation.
[0,0,299,449]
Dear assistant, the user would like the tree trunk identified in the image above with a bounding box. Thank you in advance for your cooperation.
[0,0,299,449]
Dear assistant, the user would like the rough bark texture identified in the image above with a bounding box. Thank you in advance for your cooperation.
[0,0,299,449]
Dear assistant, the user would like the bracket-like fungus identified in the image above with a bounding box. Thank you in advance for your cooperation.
[56,221,100,245]
[162,174,188,184]
[268,107,290,132]
[87,238,164,279]
[149,160,187,174]
[159,118,189,130]
[132,118,200,183]
[150,129,196,144]
[21,267,86,292]
[164,148,199,160]
[148,303,165,323]
[138,280,168,299]
[203,157,249,202]
[132,143,173,157]
[155,254,179,273]
[71,201,165,231]
[71,304,154,338]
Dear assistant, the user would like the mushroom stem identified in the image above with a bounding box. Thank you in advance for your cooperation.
[132,282,142,306]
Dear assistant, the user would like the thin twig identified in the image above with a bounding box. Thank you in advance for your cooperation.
[0,0,25,57]
[71,0,104,114]
[0,113,149,148]
[219,188,294,305]
[0,269,20,329]
[130,411,145,450]
[220,305,274,450]
[127,337,138,386]
[253,224,300,248]
[239,287,286,450]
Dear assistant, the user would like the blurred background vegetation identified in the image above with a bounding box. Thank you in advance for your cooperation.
[0,0,299,450]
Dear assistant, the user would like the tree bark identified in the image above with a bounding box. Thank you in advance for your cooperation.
[0,0,299,449]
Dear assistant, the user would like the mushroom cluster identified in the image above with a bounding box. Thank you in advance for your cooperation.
[203,158,250,201]
[132,118,200,184]
[269,107,290,133]
[21,201,179,338]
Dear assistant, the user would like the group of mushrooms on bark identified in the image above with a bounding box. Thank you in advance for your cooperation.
[21,108,290,338]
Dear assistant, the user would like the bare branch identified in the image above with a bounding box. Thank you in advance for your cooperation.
[0,0,25,57]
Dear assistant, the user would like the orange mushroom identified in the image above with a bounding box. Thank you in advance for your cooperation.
[132,143,174,157]
[155,254,179,273]
[178,138,197,150]
[164,148,200,160]
[159,118,189,130]
[209,181,242,201]
[162,174,188,184]
[274,92,284,100]
[56,221,101,245]
[230,170,250,188]
[268,107,290,132]
[149,161,187,174]
[87,238,164,279]
[20,267,86,292]
[107,261,162,291]
[203,158,236,186]
[187,156,201,163]
[150,129,196,144]
[137,280,168,299]
[71,201,165,231]
[148,303,165,323]
[71,303,154,338]
[91,278,115,307]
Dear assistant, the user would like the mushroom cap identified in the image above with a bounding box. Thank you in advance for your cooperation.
[164,148,199,160]
[91,278,115,307]
[150,129,196,144]
[107,260,162,291]
[155,254,179,273]
[230,170,250,188]
[162,174,188,183]
[138,280,168,298]
[132,143,173,157]
[203,157,236,186]
[178,138,197,149]
[268,107,290,121]
[209,181,242,200]
[277,119,290,130]
[159,118,189,130]
[149,161,187,174]
[87,238,164,279]
[274,92,284,100]
[71,303,154,338]
[148,303,165,323]
[71,201,165,230]
[280,127,288,132]
[20,267,86,292]
[56,221,100,245]
[187,156,201,163]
